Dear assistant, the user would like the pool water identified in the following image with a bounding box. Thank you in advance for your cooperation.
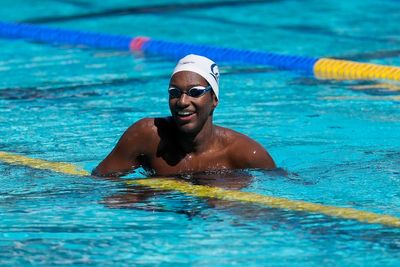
[1,0,400,265]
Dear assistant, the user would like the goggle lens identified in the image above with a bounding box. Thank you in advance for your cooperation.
[168,86,211,98]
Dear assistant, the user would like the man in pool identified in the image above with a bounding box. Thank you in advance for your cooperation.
[92,54,275,177]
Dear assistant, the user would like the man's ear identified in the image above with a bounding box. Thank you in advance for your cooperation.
[209,92,218,116]
[212,92,218,109]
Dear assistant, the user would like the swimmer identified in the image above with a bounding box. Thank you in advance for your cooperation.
[92,54,275,177]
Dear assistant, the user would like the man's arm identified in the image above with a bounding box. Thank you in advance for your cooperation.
[229,134,276,170]
[92,118,154,177]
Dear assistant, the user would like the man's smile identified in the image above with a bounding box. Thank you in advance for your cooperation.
[176,110,196,121]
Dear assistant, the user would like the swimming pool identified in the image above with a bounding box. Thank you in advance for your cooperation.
[1,0,400,265]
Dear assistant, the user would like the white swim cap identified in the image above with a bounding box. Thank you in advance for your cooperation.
[172,54,220,99]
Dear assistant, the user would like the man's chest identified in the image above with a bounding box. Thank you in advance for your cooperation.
[146,150,232,176]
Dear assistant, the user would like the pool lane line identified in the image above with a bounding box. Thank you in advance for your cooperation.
[1,21,400,82]
[131,178,400,228]
[0,151,88,176]
[2,151,400,228]
[314,58,400,82]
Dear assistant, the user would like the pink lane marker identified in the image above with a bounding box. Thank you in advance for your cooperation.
[130,36,150,51]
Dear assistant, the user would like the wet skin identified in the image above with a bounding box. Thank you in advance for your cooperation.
[92,71,275,178]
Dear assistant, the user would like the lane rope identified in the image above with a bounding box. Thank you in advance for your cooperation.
[0,151,89,176]
[132,178,400,227]
[2,151,400,227]
[314,58,400,81]
[0,21,400,82]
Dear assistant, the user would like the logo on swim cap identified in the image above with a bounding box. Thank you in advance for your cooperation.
[210,63,219,83]
[181,61,195,65]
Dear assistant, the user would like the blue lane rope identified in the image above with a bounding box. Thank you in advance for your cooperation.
[0,21,132,50]
[141,39,318,72]
[1,21,400,81]
[0,21,318,73]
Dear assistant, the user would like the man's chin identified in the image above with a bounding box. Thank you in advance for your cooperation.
[177,124,197,134]
[174,119,198,134]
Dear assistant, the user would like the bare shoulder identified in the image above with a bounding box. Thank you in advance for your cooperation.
[215,126,276,169]
[126,117,156,133]
[122,117,166,151]
[215,126,263,149]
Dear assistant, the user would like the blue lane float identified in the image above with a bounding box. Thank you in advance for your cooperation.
[0,21,132,50]
[141,39,318,72]
[0,21,318,73]
[1,21,400,81]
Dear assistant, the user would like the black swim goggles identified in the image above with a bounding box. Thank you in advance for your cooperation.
[168,85,212,98]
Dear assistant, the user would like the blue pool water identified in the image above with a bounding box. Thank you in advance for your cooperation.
[1,0,400,265]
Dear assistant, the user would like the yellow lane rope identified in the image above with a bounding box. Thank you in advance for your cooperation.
[0,151,89,176]
[314,58,400,82]
[2,151,400,227]
[132,178,400,227]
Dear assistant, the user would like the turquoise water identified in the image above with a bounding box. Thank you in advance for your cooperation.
[1,0,400,265]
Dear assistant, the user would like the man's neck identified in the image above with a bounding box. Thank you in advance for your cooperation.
[176,119,216,154]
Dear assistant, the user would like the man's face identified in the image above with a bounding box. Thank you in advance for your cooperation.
[169,71,218,134]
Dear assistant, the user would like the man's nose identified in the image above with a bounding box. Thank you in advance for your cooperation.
[177,93,190,107]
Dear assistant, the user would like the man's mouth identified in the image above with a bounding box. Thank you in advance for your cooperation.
[176,110,196,121]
